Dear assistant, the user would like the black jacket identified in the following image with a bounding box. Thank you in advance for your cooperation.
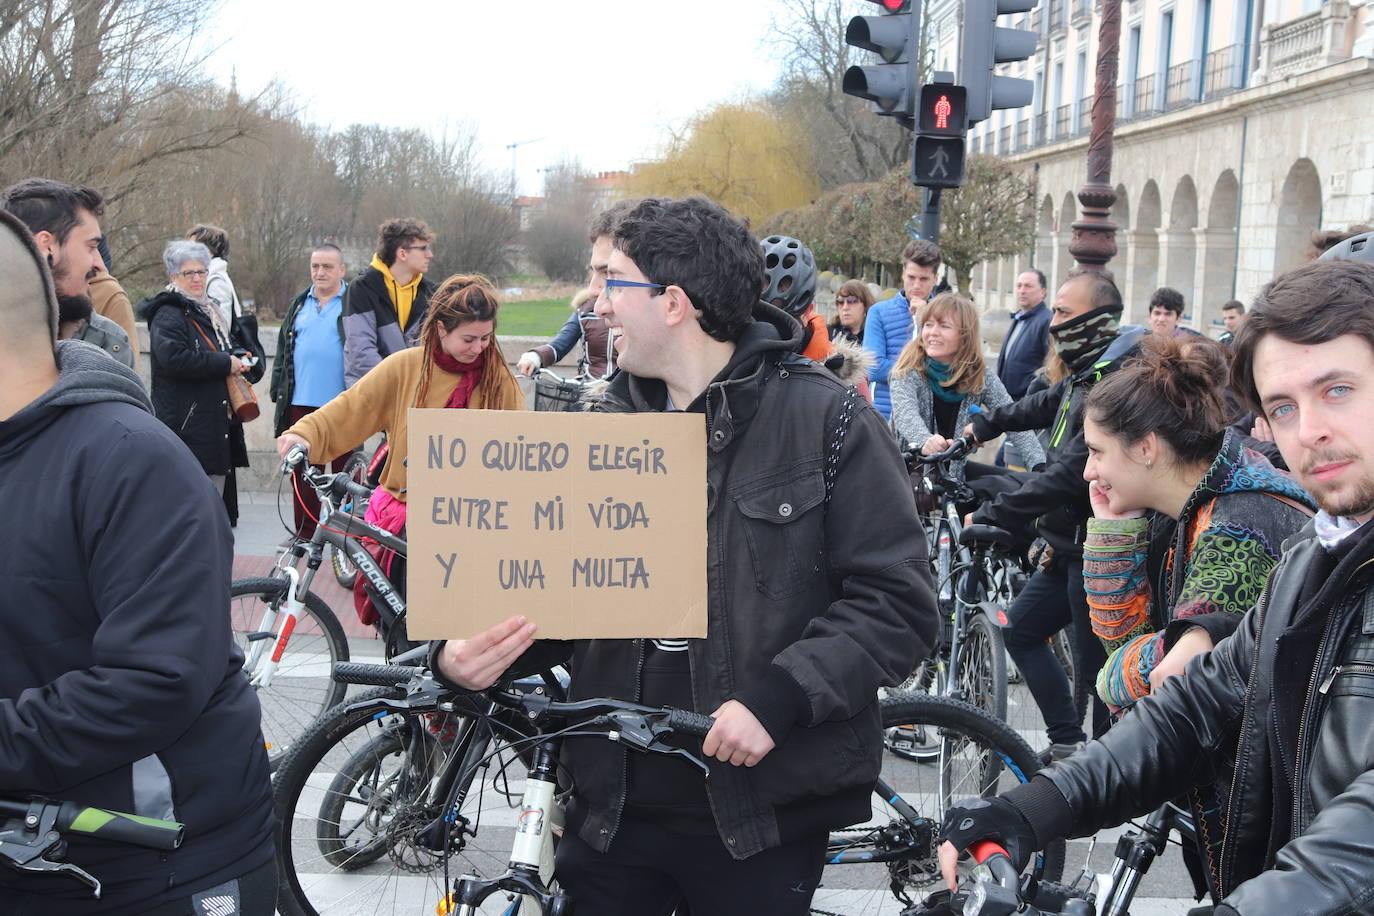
[1014,516,1374,912]
[342,265,434,386]
[140,289,264,475]
[270,286,345,435]
[481,305,936,859]
[971,326,1146,554]
[0,342,273,913]
[995,301,1052,399]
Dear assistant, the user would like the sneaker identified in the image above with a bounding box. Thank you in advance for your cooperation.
[1037,741,1085,766]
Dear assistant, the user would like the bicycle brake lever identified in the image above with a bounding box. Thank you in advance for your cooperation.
[4,850,103,897]
[605,711,711,777]
[0,805,103,897]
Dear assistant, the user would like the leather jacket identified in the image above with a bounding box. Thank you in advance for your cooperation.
[1041,519,1374,913]
[488,305,937,859]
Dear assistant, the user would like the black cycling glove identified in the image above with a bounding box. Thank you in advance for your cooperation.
[939,796,1039,872]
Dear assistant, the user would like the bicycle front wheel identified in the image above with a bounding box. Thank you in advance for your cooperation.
[813,693,1064,915]
[952,609,1007,721]
[274,688,540,916]
[230,578,349,771]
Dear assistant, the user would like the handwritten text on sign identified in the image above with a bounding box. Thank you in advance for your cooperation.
[407,409,707,640]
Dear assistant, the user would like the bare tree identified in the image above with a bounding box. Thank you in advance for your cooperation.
[937,155,1036,293]
[525,159,596,282]
[765,0,934,190]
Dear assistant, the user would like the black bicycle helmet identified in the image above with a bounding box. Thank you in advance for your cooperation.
[1318,230,1374,262]
[759,235,817,318]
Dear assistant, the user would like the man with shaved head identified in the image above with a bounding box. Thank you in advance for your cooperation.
[0,209,275,913]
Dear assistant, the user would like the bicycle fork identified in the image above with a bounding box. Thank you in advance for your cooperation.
[1101,806,1174,916]
[446,741,568,916]
[242,566,305,691]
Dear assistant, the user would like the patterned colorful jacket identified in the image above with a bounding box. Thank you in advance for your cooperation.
[1084,430,1314,707]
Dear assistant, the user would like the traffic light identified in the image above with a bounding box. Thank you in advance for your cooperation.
[913,136,966,188]
[843,0,920,125]
[918,84,968,136]
[959,0,1039,125]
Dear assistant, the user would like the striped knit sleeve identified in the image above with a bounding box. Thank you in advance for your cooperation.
[1083,516,1153,706]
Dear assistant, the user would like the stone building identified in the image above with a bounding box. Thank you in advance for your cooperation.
[927,0,1374,330]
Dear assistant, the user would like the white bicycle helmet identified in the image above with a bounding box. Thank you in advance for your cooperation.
[760,235,818,318]
[1319,230,1374,263]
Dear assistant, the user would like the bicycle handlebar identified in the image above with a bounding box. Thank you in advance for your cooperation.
[906,434,977,467]
[330,662,717,739]
[0,798,184,852]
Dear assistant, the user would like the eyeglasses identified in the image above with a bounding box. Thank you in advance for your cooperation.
[836,296,862,305]
[602,277,667,301]
[176,269,209,279]
[403,244,433,253]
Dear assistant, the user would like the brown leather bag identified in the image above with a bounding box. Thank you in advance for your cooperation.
[226,373,260,421]
[192,321,259,422]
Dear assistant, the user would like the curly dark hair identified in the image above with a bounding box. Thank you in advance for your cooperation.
[612,196,762,343]
[378,217,434,266]
[1148,286,1185,315]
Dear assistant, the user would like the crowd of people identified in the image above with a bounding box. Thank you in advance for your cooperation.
[4,166,1374,915]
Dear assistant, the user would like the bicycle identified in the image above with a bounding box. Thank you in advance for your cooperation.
[896,437,1020,739]
[911,800,1199,916]
[903,436,1087,760]
[231,449,416,770]
[0,796,184,899]
[271,661,1065,915]
[532,367,602,413]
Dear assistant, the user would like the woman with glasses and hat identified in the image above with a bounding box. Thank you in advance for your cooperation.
[140,239,264,522]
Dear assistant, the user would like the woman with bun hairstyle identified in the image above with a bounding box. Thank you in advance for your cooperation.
[890,293,1045,498]
[276,275,523,637]
[1082,335,1314,711]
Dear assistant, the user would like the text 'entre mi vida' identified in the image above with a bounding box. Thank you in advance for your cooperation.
[425,434,669,592]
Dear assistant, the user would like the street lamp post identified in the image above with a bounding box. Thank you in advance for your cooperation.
[1067,0,1122,275]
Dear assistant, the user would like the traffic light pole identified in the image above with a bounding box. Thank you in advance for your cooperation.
[921,188,942,245]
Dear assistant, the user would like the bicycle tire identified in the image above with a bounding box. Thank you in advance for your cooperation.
[954,609,1007,722]
[274,687,539,915]
[331,452,370,590]
[230,577,349,772]
[812,693,1065,915]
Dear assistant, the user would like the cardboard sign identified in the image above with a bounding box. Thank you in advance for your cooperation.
[406,408,708,640]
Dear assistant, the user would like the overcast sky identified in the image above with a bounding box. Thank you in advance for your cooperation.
[206,1,788,196]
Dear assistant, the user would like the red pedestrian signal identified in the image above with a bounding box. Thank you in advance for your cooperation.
[918,84,968,137]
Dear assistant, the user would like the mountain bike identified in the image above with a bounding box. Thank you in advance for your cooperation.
[0,796,184,899]
[231,449,415,770]
[272,661,1065,915]
[895,436,1022,754]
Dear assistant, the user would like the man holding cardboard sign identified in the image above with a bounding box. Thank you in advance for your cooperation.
[434,196,936,914]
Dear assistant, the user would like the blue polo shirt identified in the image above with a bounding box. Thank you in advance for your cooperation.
[292,282,346,407]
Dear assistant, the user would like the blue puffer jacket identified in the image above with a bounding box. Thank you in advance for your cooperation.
[863,291,913,419]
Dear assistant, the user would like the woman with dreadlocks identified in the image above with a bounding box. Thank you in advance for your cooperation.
[276,274,523,641]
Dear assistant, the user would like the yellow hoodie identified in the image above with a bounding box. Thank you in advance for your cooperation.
[371,254,423,331]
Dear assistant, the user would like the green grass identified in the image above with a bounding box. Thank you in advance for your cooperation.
[502,273,547,285]
[498,299,573,337]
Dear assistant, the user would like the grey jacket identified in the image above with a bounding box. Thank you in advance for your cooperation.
[890,366,1045,477]
[72,312,137,370]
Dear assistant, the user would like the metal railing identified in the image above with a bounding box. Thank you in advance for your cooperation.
[1077,95,1093,134]
[1203,44,1246,97]
[1016,119,1030,150]
[1054,104,1072,137]
[1133,73,1157,116]
[1046,0,1066,33]
[1164,60,1197,110]
[998,125,1012,153]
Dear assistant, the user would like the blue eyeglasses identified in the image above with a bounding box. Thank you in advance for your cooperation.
[602,277,667,300]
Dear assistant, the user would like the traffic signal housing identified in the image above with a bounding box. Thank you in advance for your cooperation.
[843,0,920,125]
[959,0,1039,125]
[918,84,968,136]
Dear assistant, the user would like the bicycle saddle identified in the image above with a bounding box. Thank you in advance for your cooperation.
[959,524,1018,549]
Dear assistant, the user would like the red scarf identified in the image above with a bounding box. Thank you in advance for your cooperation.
[433,343,486,409]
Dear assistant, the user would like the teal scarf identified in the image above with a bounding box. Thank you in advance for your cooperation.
[925,358,964,403]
